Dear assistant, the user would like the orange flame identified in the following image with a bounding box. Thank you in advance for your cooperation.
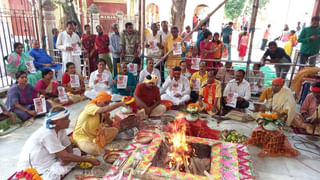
[168,113,191,169]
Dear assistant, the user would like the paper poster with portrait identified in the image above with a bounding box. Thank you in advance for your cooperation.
[150,40,159,53]
[117,75,128,89]
[191,78,200,91]
[72,43,82,56]
[58,86,68,103]
[25,61,37,74]
[33,98,46,115]
[173,42,182,55]
[226,92,238,108]
[250,82,259,94]
[127,63,138,76]
[171,82,180,92]
[191,58,201,70]
[70,74,80,88]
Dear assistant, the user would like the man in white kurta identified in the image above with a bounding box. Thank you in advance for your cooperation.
[56,21,81,74]
[146,23,163,64]
[17,106,100,180]
[139,58,161,88]
[85,59,113,99]
[161,66,191,105]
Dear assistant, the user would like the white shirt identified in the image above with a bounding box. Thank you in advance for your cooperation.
[56,31,81,72]
[89,70,113,91]
[162,76,191,97]
[17,127,70,173]
[223,79,251,100]
[158,30,170,46]
[139,68,162,88]
[247,70,265,92]
[146,33,163,57]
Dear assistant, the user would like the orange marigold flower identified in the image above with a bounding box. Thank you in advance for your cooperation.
[271,114,278,119]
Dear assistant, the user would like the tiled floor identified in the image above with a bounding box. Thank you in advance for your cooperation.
[1,100,320,180]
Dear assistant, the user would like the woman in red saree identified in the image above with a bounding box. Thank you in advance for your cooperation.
[81,24,98,75]
[200,31,215,70]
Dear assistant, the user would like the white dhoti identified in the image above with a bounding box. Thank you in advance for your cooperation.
[41,148,81,180]
[161,94,190,106]
[84,84,112,99]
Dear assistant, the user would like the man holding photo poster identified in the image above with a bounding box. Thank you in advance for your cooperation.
[113,62,137,96]
[223,69,250,113]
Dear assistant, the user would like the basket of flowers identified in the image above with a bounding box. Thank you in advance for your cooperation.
[257,112,285,131]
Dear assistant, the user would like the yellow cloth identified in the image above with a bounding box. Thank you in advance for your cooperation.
[284,34,297,56]
[164,35,186,69]
[199,80,222,110]
[73,104,101,143]
[258,87,296,126]
[190,71,208,93]
[291,67,320,98]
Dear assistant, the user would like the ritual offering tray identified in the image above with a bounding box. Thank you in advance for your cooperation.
[104,152,121,164]
[220,129,247,144]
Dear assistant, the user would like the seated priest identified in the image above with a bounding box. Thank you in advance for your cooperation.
[134,75,167,117]
[292,82,320,135]
[29,40,62,78]
[85,59,113,100]
[17,106,100,180]
[190,61,208,103]
[161,66,191,106]
[258,77,296,126]
[113,62,137,96]
[198,70,222,115]
[223,70,251,112]
[73,92,125,155]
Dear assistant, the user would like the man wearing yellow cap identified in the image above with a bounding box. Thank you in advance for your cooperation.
[258,77,296,126]
[73,92,126,155]
[134,75,167,117]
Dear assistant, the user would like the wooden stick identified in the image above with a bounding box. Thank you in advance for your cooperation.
[204,170,214,180]
[141,163,152,175]
[154,0,227,67]
[128,168,134,180]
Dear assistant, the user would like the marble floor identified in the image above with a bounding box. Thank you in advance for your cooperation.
[1,100,320,180]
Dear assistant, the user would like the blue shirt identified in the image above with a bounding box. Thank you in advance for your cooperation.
[53,36,57,49]
[110,32,122,58]
[29,48,61,70]
[113,72,136,96]
[222,26,233,44]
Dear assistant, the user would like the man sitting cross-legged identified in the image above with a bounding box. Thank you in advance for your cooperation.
[17,106,100,180]
[161,66,191,106]
[223,69,251,113]
[198,70,222,115]
[134,75,167,117]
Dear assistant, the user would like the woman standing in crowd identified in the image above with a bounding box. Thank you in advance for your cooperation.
[284,30,298,57]
[238,31,249,60]
[212,32,223,71]
[61,62,86,103]
[6,71,51,124]
[81,24,98,75]
[200,31,215,70]
[6,42,42,86]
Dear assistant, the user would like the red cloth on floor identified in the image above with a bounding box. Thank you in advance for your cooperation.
[163,118,220,140]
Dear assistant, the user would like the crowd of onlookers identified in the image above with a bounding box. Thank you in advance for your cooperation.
[1,15,319,132]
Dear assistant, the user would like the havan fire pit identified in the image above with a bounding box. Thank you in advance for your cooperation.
[122,114,253,180]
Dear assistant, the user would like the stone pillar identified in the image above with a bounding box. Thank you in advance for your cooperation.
[87,3,100,34]
[42,0,57,56]
[117,11,124,32]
